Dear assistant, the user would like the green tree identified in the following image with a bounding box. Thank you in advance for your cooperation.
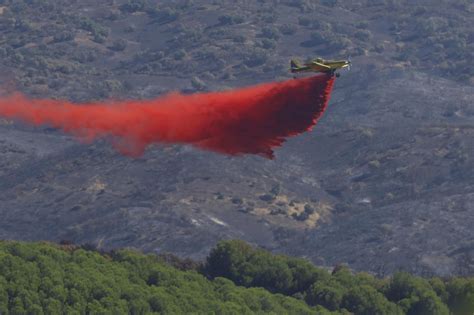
[342,285,403,315]
[446,278,474,315]
[385,272,449,315]
[306,283,344,310]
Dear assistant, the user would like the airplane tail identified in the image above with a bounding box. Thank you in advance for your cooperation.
[290,59,301,72]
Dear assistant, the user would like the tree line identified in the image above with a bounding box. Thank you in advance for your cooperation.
[0,240,473,314]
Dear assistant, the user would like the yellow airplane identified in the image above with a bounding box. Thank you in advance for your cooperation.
[290,57,351,77]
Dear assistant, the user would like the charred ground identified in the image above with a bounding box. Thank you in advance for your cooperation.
[0,0,473,276]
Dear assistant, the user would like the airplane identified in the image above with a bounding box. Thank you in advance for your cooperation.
[290,57,351,77]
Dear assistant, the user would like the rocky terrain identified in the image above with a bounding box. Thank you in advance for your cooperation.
[0,0,473,276]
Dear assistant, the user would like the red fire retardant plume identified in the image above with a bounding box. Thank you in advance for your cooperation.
[0,75,335,158]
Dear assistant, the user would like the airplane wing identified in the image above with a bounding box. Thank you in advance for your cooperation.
[310,62,332,71]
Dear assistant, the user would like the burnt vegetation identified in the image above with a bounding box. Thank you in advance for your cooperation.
[0,0,471,100]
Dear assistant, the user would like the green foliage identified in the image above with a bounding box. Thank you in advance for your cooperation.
[445,278,474,315]
[306,282,345,310]
[384,272,450,315]
[206,240,474,315]
[0,241,320,314]
[0,240,473,314]
[341,285,403,315]
[205,240,330,295]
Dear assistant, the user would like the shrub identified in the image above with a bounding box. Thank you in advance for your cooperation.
[298,17,311,27]
[109,39,127,52]
[354,30,372,42]
[243,49,268,67]
[261,27,280,40]
[218,14,244,25]
[279,24,298,35]
[260,39,276,50]
[321,0,338,7]
[147,7,179,24]
[306,283,344,310]
[120,0,148,13]
[53,31,75,43]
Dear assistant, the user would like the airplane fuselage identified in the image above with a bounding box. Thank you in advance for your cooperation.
[290,58,350,75]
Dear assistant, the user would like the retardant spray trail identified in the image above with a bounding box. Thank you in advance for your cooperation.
[0,75,335,158]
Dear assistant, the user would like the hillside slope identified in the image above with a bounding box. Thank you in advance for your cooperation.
[0,0,473,276]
